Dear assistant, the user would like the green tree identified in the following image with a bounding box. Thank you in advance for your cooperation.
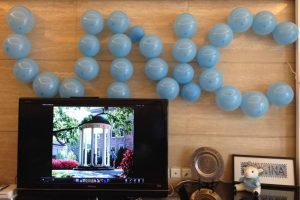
[82,107,133,137]
[106,107,133,137]
[53,107,80,145]
[53,107,133,145]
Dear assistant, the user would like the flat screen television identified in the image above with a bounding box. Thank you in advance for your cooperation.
[17,98,168,199]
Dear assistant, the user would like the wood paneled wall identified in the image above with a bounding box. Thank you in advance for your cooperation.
[0,0,296,184]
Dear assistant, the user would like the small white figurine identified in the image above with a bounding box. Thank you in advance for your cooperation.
[234,161,264,196]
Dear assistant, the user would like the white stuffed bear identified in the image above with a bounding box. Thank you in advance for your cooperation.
[234,162,264,196]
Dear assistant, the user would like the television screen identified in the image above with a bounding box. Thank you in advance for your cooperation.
[51,106,136,182]
[17,98,168,199]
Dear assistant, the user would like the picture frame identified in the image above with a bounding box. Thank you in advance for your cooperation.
[234,188,297,200]
[261,188,296,200]
[233,155,296,187]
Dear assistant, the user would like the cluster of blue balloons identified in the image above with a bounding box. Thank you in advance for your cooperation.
[203,7,296,117]
[70,9,106,98]
[106,10,171,99]
[3,6,62,98]
[3,6,87,98]
[211,7,296,117]
[102,11,168,100]
[152,8,296,118]
[153,13,201,102]
[106,11,132,98]
[4,6,36,79]
[71,9,109,97]
[3,6,297,117]
[205,8,298,49]
[78,10,146,99]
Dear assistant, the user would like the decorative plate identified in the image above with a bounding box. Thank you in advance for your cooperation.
[192,147,224,183]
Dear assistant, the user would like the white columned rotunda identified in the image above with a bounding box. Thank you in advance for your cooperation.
[78,115,112,167]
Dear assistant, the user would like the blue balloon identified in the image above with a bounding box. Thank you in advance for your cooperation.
[129,25,145,42]
[3,34,31,59]
[241,92,269,117]
[196,45,220,69]
[156,77,179,100]
[252,11,276,36]
[107,82,131,98]
[107,11,130,33]
[6,6,35,34]
[139,35,163,59]
[80,9,104,35]
[208,24,233,48]
[173,63,194,84]
[110,58,133,81]
[227,7,253,33]
[33,72,60,97]
[59,78,85,98]
[181,82,201,102]
[74,57,99,81]
[267,82,294,106]
[144,58,168,81]
[272,22,299,45]
[78,34,100,57]
[216,86,242,111]
[13,58,39,83]
[173,39,197,63]
[108,33,132,58]
[174,13,197,38]
[199,68,223,92]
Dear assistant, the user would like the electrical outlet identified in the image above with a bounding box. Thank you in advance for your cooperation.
[182,168,192,179]
[170,168,181,178]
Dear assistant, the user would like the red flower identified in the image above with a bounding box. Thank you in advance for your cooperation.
[119,149,133,177]
[52,159,79,169]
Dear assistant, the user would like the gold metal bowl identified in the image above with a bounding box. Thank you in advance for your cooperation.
[190,188,222,200]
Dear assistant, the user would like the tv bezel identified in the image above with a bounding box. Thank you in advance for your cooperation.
[17,97,168,198]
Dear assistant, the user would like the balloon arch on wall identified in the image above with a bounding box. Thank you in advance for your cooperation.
[3,6,298,117]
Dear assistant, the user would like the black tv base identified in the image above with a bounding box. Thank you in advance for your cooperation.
[16,190,167,200]
[15,196,165,200]
[16,195,143,200]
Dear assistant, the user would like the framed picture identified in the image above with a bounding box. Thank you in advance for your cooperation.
[261,189,295,200]
[234,188,296,200]
[233,155,296,187]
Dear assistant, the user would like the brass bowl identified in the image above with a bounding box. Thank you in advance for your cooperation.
[190,188,222,200]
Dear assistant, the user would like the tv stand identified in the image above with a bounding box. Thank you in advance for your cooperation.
[86,197,129,200]
[88,197,143,200]
[16,189,169,200]
[87,198,160,200]
[15,196,168,200]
